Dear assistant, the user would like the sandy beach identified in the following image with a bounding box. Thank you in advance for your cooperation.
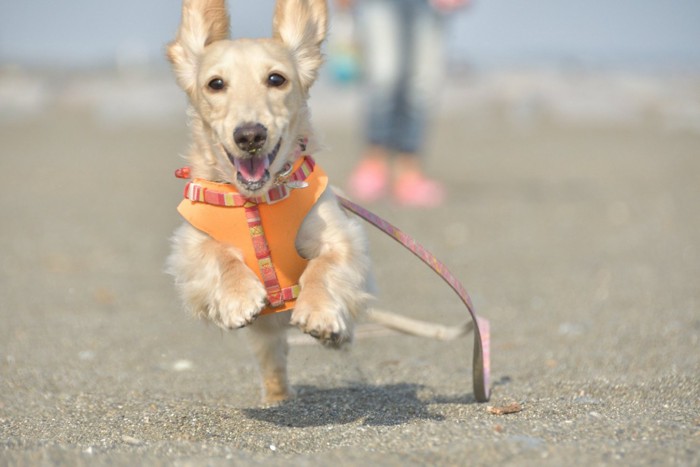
[1,68,699,465]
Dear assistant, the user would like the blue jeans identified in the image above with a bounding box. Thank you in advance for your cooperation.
[357,0,445,155]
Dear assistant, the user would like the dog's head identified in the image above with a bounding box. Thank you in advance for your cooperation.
[167,0,328,196]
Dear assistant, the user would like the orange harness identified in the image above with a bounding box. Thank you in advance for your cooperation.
[177,157,328,314]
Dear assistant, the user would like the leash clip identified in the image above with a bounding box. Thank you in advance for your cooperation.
[274,162,293,185]
[274,162,308,190]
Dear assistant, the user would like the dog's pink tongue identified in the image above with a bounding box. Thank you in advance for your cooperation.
[235,156,269,182]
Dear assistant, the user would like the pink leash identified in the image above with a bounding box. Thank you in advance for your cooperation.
[337,196,491,402]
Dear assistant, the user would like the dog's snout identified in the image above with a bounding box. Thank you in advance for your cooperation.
[234,123,268,153]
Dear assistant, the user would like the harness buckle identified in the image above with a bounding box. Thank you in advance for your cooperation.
[274,162,294,186]
[274,162,309,190]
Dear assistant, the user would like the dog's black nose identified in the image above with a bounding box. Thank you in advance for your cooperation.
[234,123,267,153]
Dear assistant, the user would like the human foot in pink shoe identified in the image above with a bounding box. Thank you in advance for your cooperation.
[348,158,389,203]
[393,172,446,208]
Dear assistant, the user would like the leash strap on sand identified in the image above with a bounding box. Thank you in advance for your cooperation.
[337,196,491,403]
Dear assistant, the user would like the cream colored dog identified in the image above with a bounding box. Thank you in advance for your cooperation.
[166,0,371,403]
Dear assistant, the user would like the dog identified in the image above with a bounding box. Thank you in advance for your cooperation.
[165,0,371,403]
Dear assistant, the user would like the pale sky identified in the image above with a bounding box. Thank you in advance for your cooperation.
[1,0,699,69]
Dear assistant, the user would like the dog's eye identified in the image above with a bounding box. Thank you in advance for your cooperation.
[267,73,287,88]
[207,78,225,91]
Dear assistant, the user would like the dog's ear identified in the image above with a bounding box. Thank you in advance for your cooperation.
[272,0,328,91]
[167,0,230,95]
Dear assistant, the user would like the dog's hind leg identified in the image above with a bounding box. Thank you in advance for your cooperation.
[246,312,293,403]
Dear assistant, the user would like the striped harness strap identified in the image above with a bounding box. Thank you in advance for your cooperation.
[242,201,299,307]
[181,157,316,207]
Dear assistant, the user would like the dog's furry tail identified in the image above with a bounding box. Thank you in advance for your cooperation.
[366,308,473,341]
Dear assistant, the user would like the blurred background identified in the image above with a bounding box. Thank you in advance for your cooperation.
[1,0,700,461]
[2,0,700,128]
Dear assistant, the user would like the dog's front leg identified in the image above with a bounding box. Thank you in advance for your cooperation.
[292,189,372,347]
[167,224,267,329]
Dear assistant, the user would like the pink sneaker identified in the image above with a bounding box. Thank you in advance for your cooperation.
[348,158,389,202]
[393,172,446,208]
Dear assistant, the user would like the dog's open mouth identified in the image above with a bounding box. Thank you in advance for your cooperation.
[226,140,281,192]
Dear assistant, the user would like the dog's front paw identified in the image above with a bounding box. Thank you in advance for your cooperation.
[291,288,353,347]
[214,277,268,330]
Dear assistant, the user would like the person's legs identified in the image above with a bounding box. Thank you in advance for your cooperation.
[392,0,446,206]
[361,0,403,152]
[392,1,443,154]
[348,0,404,202]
